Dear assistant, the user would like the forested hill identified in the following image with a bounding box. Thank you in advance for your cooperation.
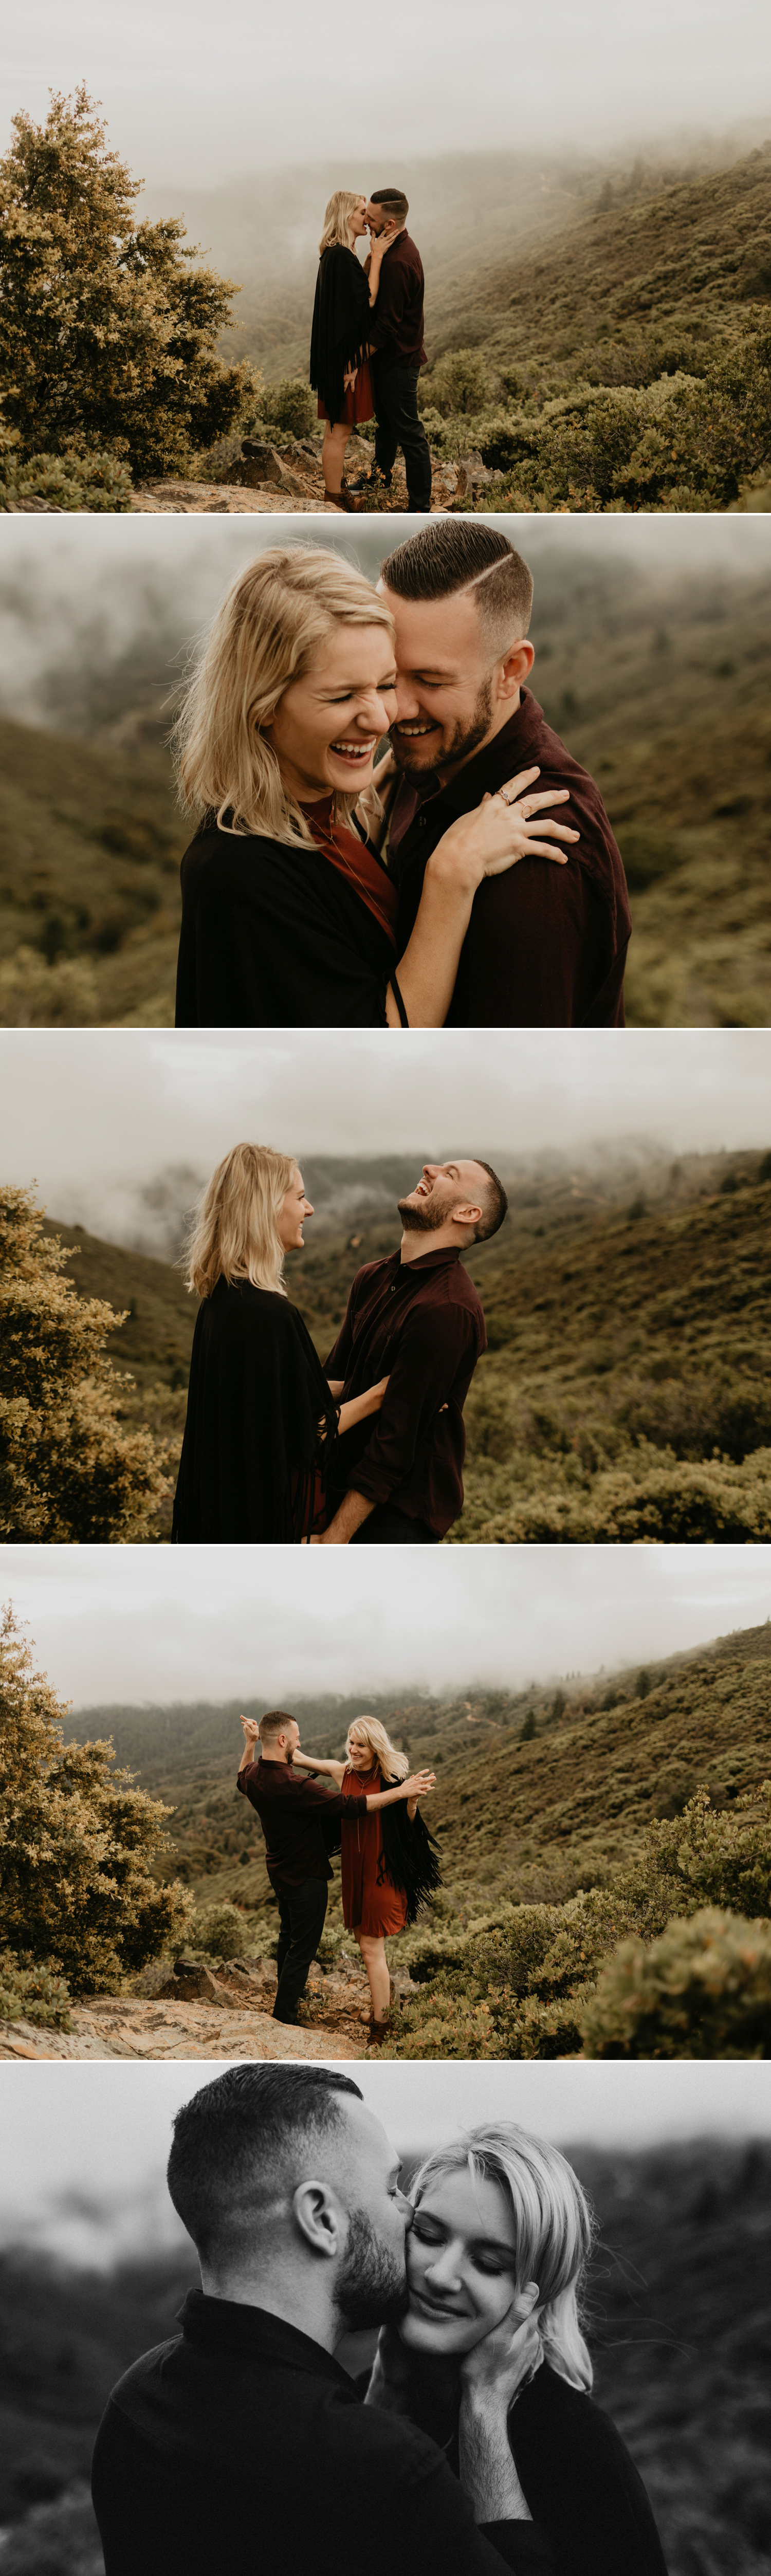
[424,142,771,377]
[69,1617,771,1922]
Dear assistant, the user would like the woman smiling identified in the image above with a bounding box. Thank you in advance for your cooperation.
[173,547,576,1029]
[365,2124,669,2576]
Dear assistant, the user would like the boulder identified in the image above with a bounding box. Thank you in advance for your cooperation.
[160,1959,221,2001]
[231,442,301,490]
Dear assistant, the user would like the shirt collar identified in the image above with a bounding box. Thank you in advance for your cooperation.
[179,2291,356,2389]
[400,691,542,822]
[384,1244,464,1277]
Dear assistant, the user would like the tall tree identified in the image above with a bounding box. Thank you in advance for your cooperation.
[0,1605,193,1992]
[0,1185,170,1540]
[0,86,252,477]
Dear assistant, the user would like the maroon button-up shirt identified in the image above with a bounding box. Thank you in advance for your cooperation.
[367,229,427,369]
[237,1757,367,1887]
[388,689,631,1026]
[324,1244,487,1536]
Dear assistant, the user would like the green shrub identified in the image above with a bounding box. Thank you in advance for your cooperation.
[581,1906,771,2056]
[0,1947,72,2029]
[192,1902,248,1960]
[262,379,316,437]
[0,449,133,513]
[419,349,496,416]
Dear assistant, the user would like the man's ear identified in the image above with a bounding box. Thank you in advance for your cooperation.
[292,2180,343,2261]
[499,640,535,701]
[453,1203,483,1232]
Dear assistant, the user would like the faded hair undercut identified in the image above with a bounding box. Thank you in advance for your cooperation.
[380,522,534,665]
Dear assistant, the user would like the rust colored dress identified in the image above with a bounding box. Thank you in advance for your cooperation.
[317,359,375,426]
[341,1763,408,1937]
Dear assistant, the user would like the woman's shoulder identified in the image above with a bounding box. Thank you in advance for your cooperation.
[181,819,293,885]
[517,2362,635,2467]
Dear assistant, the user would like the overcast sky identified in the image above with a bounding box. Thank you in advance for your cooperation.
[2,514,768,732]
[5,3,770,184]
[1,2060,768,2266]
[3,1543,769,1709]
[2,1029,770,1255]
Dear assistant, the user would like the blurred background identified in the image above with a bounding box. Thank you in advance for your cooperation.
[0,2058,768,2573]
[1,514,769,1026]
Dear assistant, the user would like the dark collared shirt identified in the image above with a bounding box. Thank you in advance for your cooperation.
[324,1245,486,1536]
[236,1756,368,1887]
[91,2294,555,2576]
[368,229,427,367]
[389,691,631,1027]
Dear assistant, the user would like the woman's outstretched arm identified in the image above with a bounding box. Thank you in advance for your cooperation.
[384,768,579,1029]
[337,1375,389,1436]
[365,1770,435,1812]
[291,1750,347,1783]
[238,1716,261,1773]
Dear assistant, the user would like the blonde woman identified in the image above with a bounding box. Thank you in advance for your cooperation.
[173,547,576,1031]
[171,1146,390,1543]
[292,1714,441,2039]
[309,191,384,507]
[365,2124,668,2576]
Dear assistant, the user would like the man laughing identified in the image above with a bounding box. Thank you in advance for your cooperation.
[316,1156,506,1544]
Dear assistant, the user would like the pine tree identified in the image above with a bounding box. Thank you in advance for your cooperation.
[0,1606,194,1993]
[0,86,253,479]
[0,1185,170,1540]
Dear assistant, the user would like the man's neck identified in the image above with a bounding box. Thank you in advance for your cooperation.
[199,2272,338,2353]
[398,1227,463,1265]
[260,1746,291,1764]
[435,686,522,790]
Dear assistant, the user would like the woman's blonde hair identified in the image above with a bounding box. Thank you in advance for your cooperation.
[184,1144,299,1300]
[345,1715,409,1781]
[411,2123,596,2393]
[172,546,394,849]
[319,190,364,254]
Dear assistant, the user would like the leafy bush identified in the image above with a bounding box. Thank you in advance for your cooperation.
[0,947,101,1027]
[192,1902,248,1960]
[375,1787,771,2058]
[0,86,250,479]
[0,1605,194,1994]
[419,348,496,416]
[0,1948,72,2030]
[581,1906,771,2057]
[0,1185,171,1539]
[261,378,316,437]
[462,1450,771,1543]
[0,450,133,513]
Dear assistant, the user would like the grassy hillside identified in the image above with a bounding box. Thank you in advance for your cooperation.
[3,2139,766,2576]
[46,1144,771,1543]
[0,715,185,1027]
[3,553,770,1025]
[70,1615,771,1935]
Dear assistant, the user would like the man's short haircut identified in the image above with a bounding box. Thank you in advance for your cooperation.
[370,187,409,221]
[259,1708,297,1742]
[472,1160,508,1244]
[380,522,534,663]
[168,2065,363,2259]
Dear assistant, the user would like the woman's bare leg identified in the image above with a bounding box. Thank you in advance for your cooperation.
[358,1931,391,2022]
[322,419,349,494]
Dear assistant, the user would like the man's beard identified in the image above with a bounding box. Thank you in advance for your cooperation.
[397,1194,448,1235]
[335,2206,408,2333]
[391,674,494,778]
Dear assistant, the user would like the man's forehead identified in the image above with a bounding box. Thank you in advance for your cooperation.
[378,577,481,659]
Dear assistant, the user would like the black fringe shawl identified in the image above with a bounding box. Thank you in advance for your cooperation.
[377,1772,443,1925]
[309,243,372,425]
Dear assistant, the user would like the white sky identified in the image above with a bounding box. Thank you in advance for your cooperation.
[1,2061,768,2268]
[3,1543,769,1708]
[4,3,770,183]
[2,1030,770,1252]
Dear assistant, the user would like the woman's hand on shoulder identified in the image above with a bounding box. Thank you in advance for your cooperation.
[460,2295,543,2413]
[429,767,579,893]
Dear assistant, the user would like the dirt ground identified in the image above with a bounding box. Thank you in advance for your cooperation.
[0,1957,407,2062]
[129,435,484,514]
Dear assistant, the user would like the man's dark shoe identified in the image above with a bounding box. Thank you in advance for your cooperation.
[272,2008,300,2025]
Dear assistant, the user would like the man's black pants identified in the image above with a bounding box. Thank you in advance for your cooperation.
[373,359,432,510]
[272,1875,328,2022]
[350,1502,439,1544]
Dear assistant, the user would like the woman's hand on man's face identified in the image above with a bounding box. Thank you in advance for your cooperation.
[458,2297,542,2411]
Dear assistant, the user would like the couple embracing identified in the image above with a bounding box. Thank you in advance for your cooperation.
[171,1140,503,1546]
[92,2064,669,2576]
[310,185,431,512]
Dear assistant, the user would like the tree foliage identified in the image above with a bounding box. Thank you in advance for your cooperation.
[0,1605,194,1994]
[581,1906,771,2057]
[0,1185,171,1539]
[0,86,252,478]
